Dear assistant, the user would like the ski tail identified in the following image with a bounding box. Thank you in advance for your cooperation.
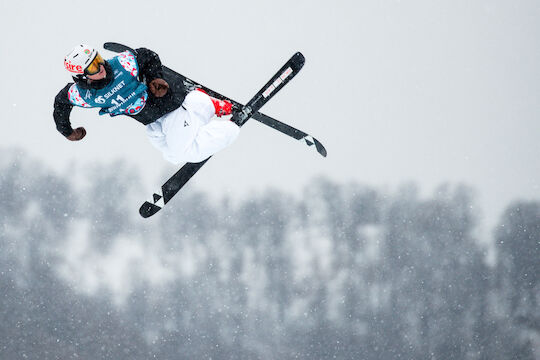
[139,159,209,218]
[103,42,135,54]
[252,113,327,157]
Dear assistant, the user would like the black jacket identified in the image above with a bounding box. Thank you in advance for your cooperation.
[53,48,188,137]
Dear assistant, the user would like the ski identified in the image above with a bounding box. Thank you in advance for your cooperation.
[103,42,326,157]
[138,51,306,218]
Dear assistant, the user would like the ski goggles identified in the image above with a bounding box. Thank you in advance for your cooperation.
[84,53,105,75]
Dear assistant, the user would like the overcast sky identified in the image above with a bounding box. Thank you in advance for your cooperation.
[1,0,539,235]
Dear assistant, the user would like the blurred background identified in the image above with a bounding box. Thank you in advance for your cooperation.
[0,0,539,358]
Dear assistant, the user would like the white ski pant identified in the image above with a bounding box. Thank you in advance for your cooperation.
[146,90,240,164]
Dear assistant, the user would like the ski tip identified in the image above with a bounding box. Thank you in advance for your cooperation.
[103,42,136,55]
[103,42,119,51]
[139,201,162,218]
[301,135,327,157]
[314,138,327,157]
[292,52,306,68]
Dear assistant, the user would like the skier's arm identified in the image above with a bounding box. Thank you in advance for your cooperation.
[135,48,169,97]
[53,84,75,136]
[53,84,86,141]
[135,47,164,83]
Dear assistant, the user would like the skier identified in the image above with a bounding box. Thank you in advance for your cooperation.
[53,44,240,164]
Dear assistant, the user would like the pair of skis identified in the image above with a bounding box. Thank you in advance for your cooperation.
[103,42,327,218]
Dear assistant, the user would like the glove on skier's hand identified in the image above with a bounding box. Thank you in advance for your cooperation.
[67,127,86,141]
[149,78,169,98]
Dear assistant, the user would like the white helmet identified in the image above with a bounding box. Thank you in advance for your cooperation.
[64,44,100,75]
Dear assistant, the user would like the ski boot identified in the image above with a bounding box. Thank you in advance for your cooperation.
[197,88,233,117]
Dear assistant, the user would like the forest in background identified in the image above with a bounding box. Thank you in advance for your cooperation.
[1,148,538,359]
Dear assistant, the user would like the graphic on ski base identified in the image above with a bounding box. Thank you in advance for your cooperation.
[103,42,327,218]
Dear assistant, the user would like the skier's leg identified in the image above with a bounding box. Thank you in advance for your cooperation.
[164,108,240,163]
[183,89,216,125]
[146,118,170,155]
[153,90,239,164]
[167,90,239,163]
[181,120,240,162]
[158,106,199,164]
